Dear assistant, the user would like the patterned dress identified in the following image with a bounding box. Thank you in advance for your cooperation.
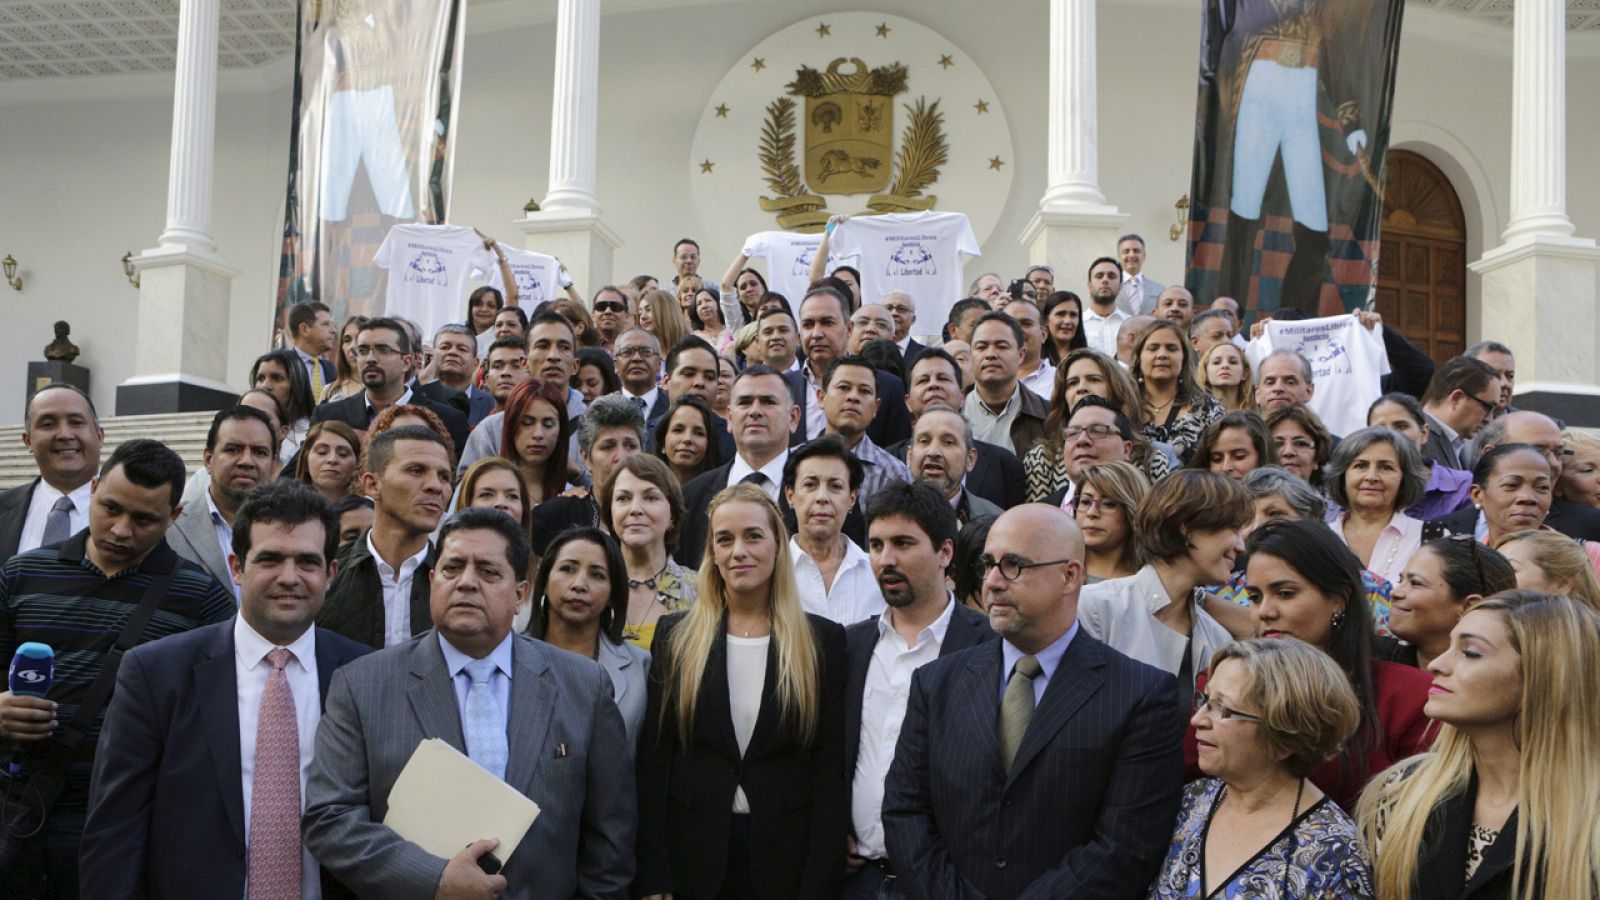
[623,557,697,650]
[1148,779,1376,899]
[1142,394,1225,465]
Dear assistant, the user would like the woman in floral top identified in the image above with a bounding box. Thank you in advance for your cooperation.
[598,454,697,650]
[1131,319,1224,466]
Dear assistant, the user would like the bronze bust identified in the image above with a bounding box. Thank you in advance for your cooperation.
[44,320,80,364]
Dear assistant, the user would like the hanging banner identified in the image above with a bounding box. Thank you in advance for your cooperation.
[274,0,468,336]
[1184,0,1405,321]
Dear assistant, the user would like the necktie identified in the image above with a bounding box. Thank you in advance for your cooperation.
[999,655,1042,770]
[1130,276,1144,313]
[464,659,508,781]
[40,495,74,547]
[309,358,325,397]
[248,648,302,900]
[739,472,769,493]
[633,396,648,414]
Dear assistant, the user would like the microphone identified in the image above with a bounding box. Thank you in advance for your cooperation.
[7,643,53,698]
[6,643,53,777]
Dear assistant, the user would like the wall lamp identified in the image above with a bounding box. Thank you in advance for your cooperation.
[2,254,20,291]
[1169,195,1190,243]
[122,251,141,288]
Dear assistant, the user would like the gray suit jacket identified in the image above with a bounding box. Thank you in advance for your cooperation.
[165,494,234,592]
[596,635,650,750]
[303,630,636,900]
[1116,274,1165,317]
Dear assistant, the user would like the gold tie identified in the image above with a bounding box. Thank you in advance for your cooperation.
[1000,655,1042,770]
[309,357,325,396]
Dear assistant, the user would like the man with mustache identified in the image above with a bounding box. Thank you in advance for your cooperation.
[82,481,371,899]
[590,285,633,351]
[310,317,469,456]
[0,383,105,562]
[317,426,453,650]
[788,285,910,448]
[841,481,997,897]
[168,407,281,596]
[756,306,801,373]
[906,404,1003,526]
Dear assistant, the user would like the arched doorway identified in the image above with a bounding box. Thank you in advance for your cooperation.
[1375,150,1468,363]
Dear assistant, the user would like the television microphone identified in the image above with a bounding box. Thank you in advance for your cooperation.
[6,642,54,777]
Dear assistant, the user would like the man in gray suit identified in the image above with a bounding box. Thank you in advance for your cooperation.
[168,406,279,596]
[1115,234,1165,317]
[304,507,634,899]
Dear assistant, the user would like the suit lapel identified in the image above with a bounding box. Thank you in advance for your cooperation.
[407,634,466,752]
[196,625,247,850]
[940,605,988,657]
[504,637,556,793]
[0,479,37,558]
[701,625,741,755]
[312,628,342,711]
[745,632,785,756]
[955,643,1006,782]
[1005,635,1106,789]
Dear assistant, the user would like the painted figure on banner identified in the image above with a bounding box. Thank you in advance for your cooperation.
[1189,0,1403,320]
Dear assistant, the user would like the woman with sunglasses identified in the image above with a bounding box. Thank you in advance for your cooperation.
[1384,537,1517,670]
[1080,470,1252,705]
[1150,639,1374,898]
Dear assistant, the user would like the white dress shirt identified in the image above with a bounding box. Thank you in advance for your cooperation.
[852,597,956,859]
[205,491,239,599]
[235,616,322,900]
[726,634,769,814]
[727,449,789,505]
[622,386,662,417]
[18,479,91,554]
[439,631,515,727]
[800,363,828,440]
[1019,359,1056,405]
[1081,307,1129,357]
[368,531,430,647]
[1078,565,1231,688]
[790,536,885,626]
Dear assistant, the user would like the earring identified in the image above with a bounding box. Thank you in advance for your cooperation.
[1331,610,1346,630]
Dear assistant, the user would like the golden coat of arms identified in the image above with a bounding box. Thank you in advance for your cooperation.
[760,57,948,232]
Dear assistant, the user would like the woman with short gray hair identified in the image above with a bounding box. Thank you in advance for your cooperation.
[1324,426,1429,588]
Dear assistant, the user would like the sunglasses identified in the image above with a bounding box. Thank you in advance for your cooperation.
[593,301,626,313]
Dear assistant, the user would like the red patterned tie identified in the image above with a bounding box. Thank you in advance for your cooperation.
[248,647,302,899]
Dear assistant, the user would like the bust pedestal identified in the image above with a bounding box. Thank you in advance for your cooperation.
[27,361,91,406]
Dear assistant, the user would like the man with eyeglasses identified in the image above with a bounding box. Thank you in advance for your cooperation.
[1037,397,1139,511]
[590,285,633,350]
[1418,356,1503,470]
[610,328,669,430]
[881,291,925,364]
[882,503,1185,899]
[310,317,470,455]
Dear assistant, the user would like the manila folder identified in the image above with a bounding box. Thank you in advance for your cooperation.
[384,738,541,861]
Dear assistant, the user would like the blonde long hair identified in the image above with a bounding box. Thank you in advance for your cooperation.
[1357,591,1600,900]
[1494,529,1600,612]
[1197,341,1255,412]
[664,485,821,746]
[640,288,691,353]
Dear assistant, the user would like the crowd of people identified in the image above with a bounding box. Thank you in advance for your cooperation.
[3,229,1600,899]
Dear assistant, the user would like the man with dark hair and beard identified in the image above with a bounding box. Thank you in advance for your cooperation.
[840,482,996,897]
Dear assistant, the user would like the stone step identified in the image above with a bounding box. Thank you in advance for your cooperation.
[0,412,216,491]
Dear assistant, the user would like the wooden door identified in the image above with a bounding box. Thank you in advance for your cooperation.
[1375,150,1468,363]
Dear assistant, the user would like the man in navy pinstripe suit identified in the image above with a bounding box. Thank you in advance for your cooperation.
[882,505,1185,899]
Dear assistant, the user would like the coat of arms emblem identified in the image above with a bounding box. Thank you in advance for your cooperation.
[759,57,948,232]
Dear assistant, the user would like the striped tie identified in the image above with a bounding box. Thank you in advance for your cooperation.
[999,655,1042,770]
[464,659,508,781]
[248,648,302,899]
[40,495,74,547]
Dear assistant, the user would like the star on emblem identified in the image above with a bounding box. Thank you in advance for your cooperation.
[974,99,990,114]
[750,57,766,72]
[938,54,955,69]
[988,156,1004,170]
[700,160,715,174]
[875,22,891,37]
[816,22,831,37]
[714,103,729,118]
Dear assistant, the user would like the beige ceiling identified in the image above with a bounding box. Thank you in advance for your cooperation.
[0,0,1597,82]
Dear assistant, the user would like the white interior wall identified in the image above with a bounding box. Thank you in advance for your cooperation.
[1,0,1594,426]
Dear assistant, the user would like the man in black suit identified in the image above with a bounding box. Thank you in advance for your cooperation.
[428,324,497,427]
[844,482,996,897]
[612,328,672,434]
[789,285,911,449]
[0,384,104,563]
[883,292,925,367]
[82,480,370,899]
[883,504,1184,899]
[310,317,470,456]
[288,301,338,396]
[662,336,735,459]
[888,348,1025,511]
[678,366,803,570]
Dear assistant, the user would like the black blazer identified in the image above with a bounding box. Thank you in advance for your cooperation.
[675,458,866,569]
[310,391,470,458]
[842,601,995,783]
[882,633,1184,899]
[411,378,472,418]
[635,611,848,900]
[783,367,912,449]
[886,437,1025,512]
[1424,501,1600,543]
[1411,775,1526,900]
[902,337,926,368]
[0,477,39,564]
[80,621,371,899]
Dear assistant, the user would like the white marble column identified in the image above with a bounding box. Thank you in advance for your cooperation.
[157,0,222,252]
[542,0,601,213]
[1040,0,1111,212]
[1503,0,1575,243]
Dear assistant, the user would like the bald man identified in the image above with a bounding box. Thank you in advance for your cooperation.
[883,505,1184,899]
[1116,315,1157,368]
